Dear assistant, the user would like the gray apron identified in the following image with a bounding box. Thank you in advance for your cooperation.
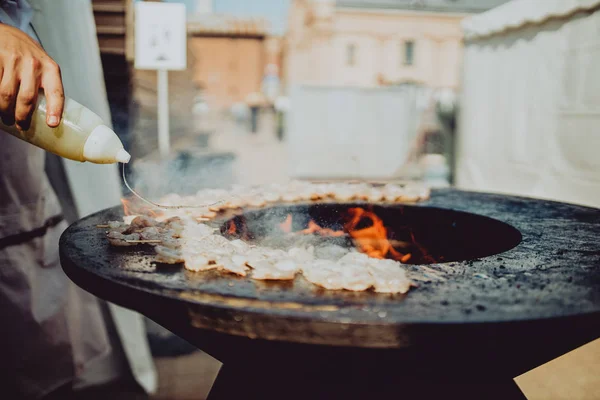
[0,1,115,397]
[0,139,114,399]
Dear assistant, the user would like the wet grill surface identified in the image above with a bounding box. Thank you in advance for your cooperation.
[60,189,600,348]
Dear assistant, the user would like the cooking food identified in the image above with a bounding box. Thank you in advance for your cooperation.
[104,181,429,294]
[120,181,430,220]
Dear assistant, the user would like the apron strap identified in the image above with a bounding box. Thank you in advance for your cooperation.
[0,213,64,249]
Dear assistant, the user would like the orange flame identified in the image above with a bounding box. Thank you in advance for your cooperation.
[228,220,237,235]
[279,215,292,233]
[344,208,410,262]
[121,197,162,218]
[121,198,132,216]
[278,207,412,263]
[300,220,345,237]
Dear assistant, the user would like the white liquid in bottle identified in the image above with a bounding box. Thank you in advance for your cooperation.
[0,94,130,164]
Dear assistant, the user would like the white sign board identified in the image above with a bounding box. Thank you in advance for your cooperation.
[135,2,187,70]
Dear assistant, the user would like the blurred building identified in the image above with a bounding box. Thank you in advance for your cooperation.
[91,0,287,159]
[285,0,509,90]
[93,0,286,112]
[92,0,134,149]
[187,14,267,109]
[187,14,284,109]
[93,0,132,57]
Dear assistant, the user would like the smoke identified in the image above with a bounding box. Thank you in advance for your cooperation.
[128,150,237,200]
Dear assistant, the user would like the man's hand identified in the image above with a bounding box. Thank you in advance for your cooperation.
[0,23,64,130]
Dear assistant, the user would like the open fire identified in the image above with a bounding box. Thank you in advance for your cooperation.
[121,198,162,219]
[121,182,517,268]
[113,200,418,293]
[123,193,437,265]
[276,208,412,263]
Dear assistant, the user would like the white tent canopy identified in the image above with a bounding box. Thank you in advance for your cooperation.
[463,0,600,39]
[456,0,600,208]
[457,1,600,397]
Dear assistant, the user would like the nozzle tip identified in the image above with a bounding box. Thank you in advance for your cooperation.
[116,149,131,163]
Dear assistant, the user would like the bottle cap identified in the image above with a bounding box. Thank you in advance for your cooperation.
[84,125,130,164]
[116,148,131,163]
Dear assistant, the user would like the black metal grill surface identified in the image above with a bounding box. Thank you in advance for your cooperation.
[60,189,600,350]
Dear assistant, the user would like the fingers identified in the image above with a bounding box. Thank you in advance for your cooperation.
[15,58,41,131]
[0,24,65,129]
[0,62,18,126]
[41,61,64,128]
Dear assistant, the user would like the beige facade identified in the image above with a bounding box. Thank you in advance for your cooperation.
[285,0,468,90]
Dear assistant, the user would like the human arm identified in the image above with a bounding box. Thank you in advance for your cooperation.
[0,23,64,130]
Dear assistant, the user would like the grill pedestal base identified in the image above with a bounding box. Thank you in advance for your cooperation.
[208,363,527,400]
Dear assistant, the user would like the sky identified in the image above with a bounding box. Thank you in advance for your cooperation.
[160,0,292,35]
[213,0,291,35]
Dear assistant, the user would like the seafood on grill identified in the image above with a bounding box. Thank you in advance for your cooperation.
[104,216,186,247]
[119,181,431,222]
[103,214,414,294]
[302,260,375,291]
[103,181,427,293]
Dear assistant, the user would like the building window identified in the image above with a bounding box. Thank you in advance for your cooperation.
[403,40,415,66]
[346,43,356,66]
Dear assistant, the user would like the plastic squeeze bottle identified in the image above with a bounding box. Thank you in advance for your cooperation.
[0,93,131,164]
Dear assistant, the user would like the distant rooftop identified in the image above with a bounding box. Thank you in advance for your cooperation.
[187,14,269,37]
[335,0,512,14]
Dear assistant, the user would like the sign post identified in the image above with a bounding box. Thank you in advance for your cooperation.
[134,2,187,158]
[156,69,170,157]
